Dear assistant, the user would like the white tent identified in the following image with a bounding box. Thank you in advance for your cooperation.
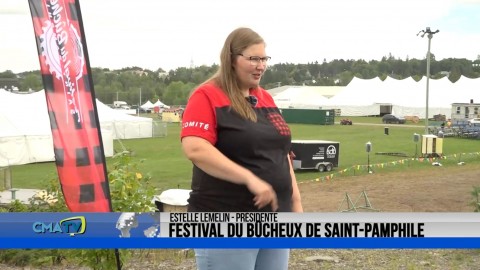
[0,89,153,166]
[141,100,155,109]
[270,76,478,117]
[323,76,463,117]
[95,100,153,139]
[0,89,66,166]
[389,76,453,117]
[322,77,383,116]
[450,75,480,104]
[153,99,170,109]
[273,87,331,109]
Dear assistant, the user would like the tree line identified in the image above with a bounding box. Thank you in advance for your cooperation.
[1,55,479,106]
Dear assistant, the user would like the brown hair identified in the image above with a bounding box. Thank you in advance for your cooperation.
[206,27,265,122]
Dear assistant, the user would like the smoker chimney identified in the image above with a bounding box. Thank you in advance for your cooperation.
[470,99,474,104]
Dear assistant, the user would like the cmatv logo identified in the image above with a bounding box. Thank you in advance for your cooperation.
[33,216,86,236]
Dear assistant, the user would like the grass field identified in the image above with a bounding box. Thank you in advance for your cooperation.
[8,117,480,192]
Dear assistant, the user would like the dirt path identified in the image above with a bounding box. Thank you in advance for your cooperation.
[299,163,480,212]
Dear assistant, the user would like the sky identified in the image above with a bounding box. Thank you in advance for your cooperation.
[1,0,480,73]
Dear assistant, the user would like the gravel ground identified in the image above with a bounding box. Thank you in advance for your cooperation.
[123,249,480,270]
[3,249,478,270]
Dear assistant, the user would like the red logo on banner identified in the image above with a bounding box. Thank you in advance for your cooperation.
[41,4,85,123]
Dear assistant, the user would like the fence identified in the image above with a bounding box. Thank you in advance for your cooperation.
[152,121,168,138]
[429,126,480,139]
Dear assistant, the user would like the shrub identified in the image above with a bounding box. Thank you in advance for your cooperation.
[471,186,480,212]
[0,152,158,269]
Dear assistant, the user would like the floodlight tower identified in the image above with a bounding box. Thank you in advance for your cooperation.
[417,27,439,134]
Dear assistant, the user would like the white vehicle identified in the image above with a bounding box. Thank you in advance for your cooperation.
[113,101,130,109]
[113,101,136,115]
[468,118,480,124]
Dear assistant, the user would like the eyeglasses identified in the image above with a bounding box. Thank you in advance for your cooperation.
[237,54,271,66]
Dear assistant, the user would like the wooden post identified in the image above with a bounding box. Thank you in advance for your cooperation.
[2,167,12,190]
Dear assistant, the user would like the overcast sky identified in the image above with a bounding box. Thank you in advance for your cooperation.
[1,0,479,73]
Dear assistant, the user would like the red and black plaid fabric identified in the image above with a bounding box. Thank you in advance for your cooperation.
[28,0,112,212]
[266,112,291,136]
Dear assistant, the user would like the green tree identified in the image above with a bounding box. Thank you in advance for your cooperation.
[0,70,16,78]
[448,66,462,82]
[20,73,43,91]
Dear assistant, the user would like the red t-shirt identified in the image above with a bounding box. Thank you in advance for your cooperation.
[181,83,292,212]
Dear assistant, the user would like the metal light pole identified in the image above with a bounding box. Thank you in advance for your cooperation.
[417,27,439,134]
[138,87,142,116]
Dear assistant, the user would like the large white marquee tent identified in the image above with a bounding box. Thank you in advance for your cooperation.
[272,86,344,109]
[272,76,480,117]
[0,89,153,166]
[273,87,331,109]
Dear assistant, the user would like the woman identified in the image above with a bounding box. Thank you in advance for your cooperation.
[181,27,302,270]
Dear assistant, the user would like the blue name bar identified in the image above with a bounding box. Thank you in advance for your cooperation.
[1,213,479,248]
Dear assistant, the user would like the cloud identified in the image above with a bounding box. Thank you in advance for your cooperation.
[1,0,479,73]
[0,0,29,15]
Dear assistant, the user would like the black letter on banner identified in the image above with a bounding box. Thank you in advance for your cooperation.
[227,223,243,237]
[306,223,322,237]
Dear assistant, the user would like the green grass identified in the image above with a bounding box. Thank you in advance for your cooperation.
[8,119,480,191]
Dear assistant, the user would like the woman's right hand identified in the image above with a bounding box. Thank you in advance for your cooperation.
[245,177,278,211]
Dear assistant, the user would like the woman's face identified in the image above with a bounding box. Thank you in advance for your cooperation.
[233,43,268,92]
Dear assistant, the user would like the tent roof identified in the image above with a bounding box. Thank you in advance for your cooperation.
[269,76,480,117]
[0,89,152,138]
[153,99,166,107]
[324,77,384,106]
[0,89,52,136]
[141,100,155,109]
[96,99,152,122]
[274,87,331,109]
